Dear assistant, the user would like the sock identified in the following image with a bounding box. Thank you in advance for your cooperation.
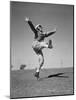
[36,69,39,72]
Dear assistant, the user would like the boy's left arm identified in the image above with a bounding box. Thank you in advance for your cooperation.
[44,28,56,37]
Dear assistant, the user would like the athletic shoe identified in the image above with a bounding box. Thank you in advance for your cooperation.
[48,40,53,49]
[34,72,40,80]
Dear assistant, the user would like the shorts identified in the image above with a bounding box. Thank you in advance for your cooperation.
[32,40,48,55]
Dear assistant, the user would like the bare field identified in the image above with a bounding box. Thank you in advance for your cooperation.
[10,67,74,99]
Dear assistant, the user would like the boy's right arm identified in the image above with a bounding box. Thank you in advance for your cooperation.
[25,17,37,35]
[44,28,56,37]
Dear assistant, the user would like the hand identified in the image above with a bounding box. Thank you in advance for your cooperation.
[25,17,30,22]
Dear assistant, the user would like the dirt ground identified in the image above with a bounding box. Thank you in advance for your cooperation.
[10,67,74,99]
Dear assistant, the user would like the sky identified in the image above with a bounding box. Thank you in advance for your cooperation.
[10,1,73,70]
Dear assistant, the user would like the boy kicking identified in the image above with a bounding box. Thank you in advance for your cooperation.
[25,17,56,80]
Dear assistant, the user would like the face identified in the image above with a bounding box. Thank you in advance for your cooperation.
[37,25,43,33]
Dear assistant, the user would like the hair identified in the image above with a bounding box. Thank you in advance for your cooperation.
[35,24,43,30]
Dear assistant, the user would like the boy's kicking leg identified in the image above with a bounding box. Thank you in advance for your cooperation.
[48,40,53,49]
[40,40,53,49]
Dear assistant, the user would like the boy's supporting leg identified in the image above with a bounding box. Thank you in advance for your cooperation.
[34,52,44,79]
[35,54,44,72]
[39,54,44,70]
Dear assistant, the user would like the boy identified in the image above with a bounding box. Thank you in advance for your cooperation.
[25,17,56,80]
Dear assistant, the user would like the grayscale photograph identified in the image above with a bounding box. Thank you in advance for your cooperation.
[10,1,74,99]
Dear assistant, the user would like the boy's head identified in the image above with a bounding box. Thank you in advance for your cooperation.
[35,24,43,32]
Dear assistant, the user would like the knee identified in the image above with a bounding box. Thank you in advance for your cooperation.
[39,55,44,65]
[41,59,44,67]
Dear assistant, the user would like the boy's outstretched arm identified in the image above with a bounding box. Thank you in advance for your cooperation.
[45,28,56,37]
[25,17,37,36]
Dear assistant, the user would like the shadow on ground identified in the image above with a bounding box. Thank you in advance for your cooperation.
[39,73,69,81]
